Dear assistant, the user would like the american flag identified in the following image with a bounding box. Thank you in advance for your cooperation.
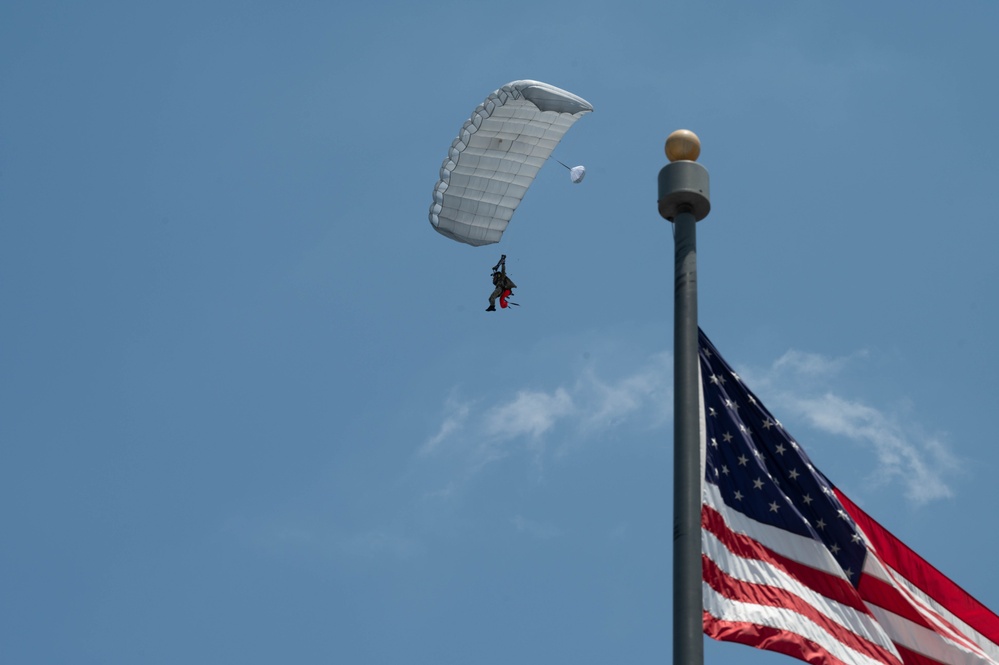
[698,328,999,665]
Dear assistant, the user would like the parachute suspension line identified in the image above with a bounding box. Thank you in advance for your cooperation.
[554,158,572,171]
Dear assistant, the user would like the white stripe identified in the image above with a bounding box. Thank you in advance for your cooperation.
[860,548,893,583]
[704,583,892,665]
[708,478,999,664]
[859,554,999,664]
[704,527,899,655]
[863,548,999,661]
[887,562,999,662]
[704,482,847,579]
[867,604,999,665]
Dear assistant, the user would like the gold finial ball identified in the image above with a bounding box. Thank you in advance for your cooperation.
[665,129,701,162]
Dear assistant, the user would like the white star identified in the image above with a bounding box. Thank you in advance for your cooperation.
[710,437,718,448]
[815,519,827,530]
[802,494,813,505]
[769,501,780,513]
[733,490,744,501]
[851,533,863,544]
[723,432,733,443]
[762,418,775,430]
[737,455,749,466]
[788,469,800,481]
[753,478,765,490]
[844,568,855,579]
[721,465,730,476]
[830,543,841,554]
[774,443,786,455]
[709,407,718,418]
[710,374,725,385]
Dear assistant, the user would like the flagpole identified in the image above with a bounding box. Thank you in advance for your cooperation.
[659,129,711,665]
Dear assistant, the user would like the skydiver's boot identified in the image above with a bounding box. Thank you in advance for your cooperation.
[486,304,496,311]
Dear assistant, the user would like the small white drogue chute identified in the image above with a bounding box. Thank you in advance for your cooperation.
[554,159,586,183]
[428,80,593,247]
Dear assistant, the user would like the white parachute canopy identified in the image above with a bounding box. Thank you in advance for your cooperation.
[429,80,593,247]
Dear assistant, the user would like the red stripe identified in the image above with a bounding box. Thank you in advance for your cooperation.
[894,642,960,665]
[859,572,939,631]
[703,504,868,613]
[839,490,999,644]
[705,611,855,665]
[704,555,902,665]
[859,569,991,661]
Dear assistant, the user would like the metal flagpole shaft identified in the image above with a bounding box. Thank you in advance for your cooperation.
[672,207,702,665]
[658,129,711,665]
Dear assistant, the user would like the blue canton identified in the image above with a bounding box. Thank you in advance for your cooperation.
[699,329,867,585]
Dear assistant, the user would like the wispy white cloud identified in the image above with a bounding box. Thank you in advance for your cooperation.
[756,348,961,505]
[787,392,956,503]
[420,337,960,507]
[772,348,860,377]
[419,351,671,483]
[419,391,470,457]
[483,388,574,442]
[575,351,672,432]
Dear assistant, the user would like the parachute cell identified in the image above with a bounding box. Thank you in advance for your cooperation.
[429,80,593,247]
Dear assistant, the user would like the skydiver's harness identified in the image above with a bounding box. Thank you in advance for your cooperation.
[491,255,518,308]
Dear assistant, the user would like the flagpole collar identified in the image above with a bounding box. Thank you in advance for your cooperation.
[659,130,710,221]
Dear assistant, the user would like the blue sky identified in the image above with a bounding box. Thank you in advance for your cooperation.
[3,2,998,663]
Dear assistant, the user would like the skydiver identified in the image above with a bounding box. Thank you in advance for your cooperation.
[486,254,517,311]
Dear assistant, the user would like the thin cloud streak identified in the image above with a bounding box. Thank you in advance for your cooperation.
[785,392,956,503]
[483,388,574,442]
[419,351,672,482]
[419,392,470,457]
[760,349,961,505]
[575,351,671,431]
[421,339,960,505]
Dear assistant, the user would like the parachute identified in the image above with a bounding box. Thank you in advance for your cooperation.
[429,80,593,247]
